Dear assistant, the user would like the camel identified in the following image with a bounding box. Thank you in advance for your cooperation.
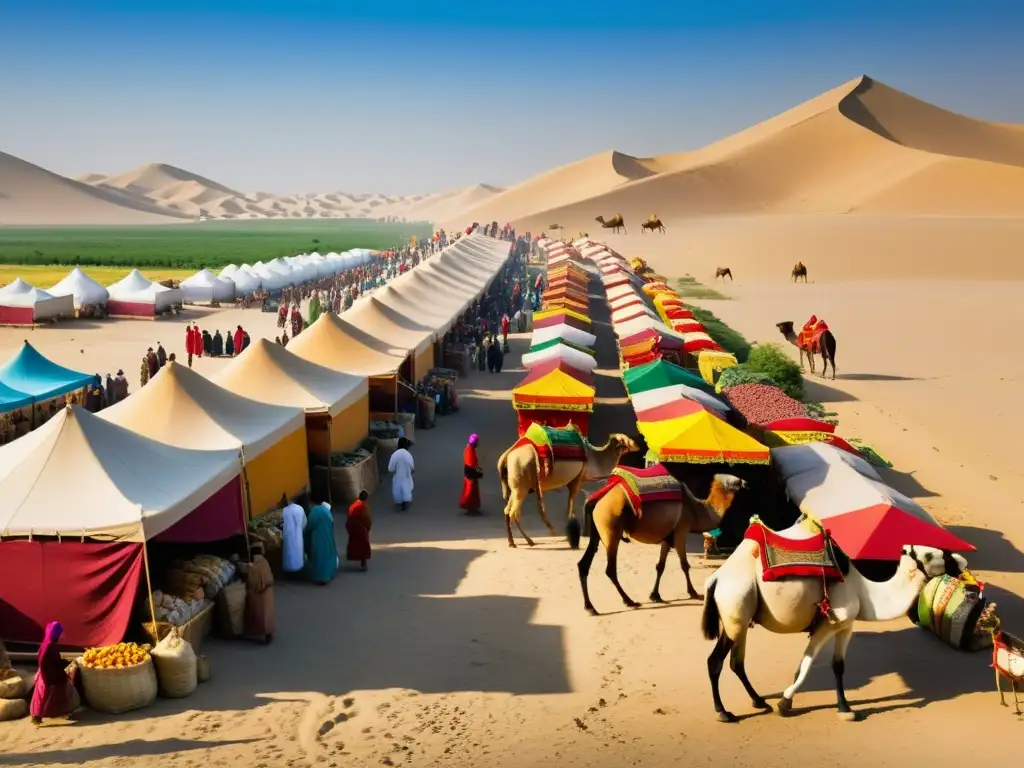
[776,320,837,379]
[498,432,641,549]
[715,267,733,281]
[578,473,747,615]
[595,214,626,234]
[641,215,665,234]
[701,529,971,723]
[792,262,808,282]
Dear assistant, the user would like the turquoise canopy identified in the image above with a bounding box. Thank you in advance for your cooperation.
[0,341,93,406]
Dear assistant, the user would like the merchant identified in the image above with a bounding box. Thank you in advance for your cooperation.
[281,495,307,578]
[304,499,339,584]
[243,542,275,644]
[30,621,78,724]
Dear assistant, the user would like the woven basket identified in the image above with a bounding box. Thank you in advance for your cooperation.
[151,628,197,699]
[80,658,157,714]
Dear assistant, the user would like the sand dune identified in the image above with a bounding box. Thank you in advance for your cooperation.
[0,151,186,225]
[450,75,1024,229]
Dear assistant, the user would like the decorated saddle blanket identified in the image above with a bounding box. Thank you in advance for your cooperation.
[797,318,830,353]
[743,521,844,583]
[514,423,587,480]
[586,464,682,518]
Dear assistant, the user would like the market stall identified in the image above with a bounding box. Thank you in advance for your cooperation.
[0,341,93,433]
[512,360,595,436]
[106,270,183,317]
[180,269,236,304]
[99,362,309,517]
[522,341,598,372]
[0,278,74,325]
[47,267,110,315]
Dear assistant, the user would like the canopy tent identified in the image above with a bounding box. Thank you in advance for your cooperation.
[642,282,671,296]
[222,264,261,293]
[534,307,590,325]
[250,261,293,292]
[530,323,597,349]
[213,338,370,456]
[0,278,74,325]
[620,328,684,350]
[620,338,664,368]
[523,342,598,373]
[529,337,595,358]
[0,405,245,647]
[614,315,682,342]
[606,283,641,302]
[106,270,183,316]
[639,410,770,465]
[288,311,411,377]
[610,295,646,311]
[0,379,33,413]
[697,349,739,385]
[373,284,460,337]
[541,298,590,315]
[345,296,436,358]
[634,397,726,424]
[0,341,93,403]
[623,359,715,394]
[180,269,236,303]
[629,383,730,414]
[513,360,595,435]
[99,362,308,516]
[678,331,721,353]
[47,267,110,310]
[612,306,657,325]
[771,444,975,560]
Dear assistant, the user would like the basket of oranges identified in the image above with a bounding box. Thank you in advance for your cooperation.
[78,642,157,714]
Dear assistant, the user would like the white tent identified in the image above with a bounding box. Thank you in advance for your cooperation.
[180,269,236,303]
[229,265,261,294]
[250,261,292,292]
[219,264,239,279]
[47,267,110,309]
[0,404,241,541]
[0,278,75,324]
[530,323,597,348]
[522,343,598,372]
[106,270,183,316]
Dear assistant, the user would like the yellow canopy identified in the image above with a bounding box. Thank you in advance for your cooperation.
[698,350,738,385]
[638,411,770,464]
[513,368,595,410]
[534,307,591,324]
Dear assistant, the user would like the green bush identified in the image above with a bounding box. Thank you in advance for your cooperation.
[744,343,804,399]
[716,364,777,390]
[685,305,751,362]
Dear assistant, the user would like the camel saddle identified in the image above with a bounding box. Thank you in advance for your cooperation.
[585,464,682,518]
[513,423,587,481]
[797,319,829,354]
[743,520,845,583]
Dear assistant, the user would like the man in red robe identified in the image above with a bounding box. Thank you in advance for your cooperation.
[184,326,194,367]
[459,433,482,516]
[233,325,245,356]
[193,323,203,359]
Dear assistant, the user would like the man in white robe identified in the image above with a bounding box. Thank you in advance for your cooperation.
[388,437,415,511]
[281,498,307,575]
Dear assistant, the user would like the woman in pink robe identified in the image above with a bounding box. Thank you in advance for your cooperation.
[30,621,77,723]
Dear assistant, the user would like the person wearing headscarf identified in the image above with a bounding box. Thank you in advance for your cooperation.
[140,355,150,388]
[243,542,275,644]
[304,499,339,585]
[233,325,245,357]
[156,342,167,368]
[346,490,373,571]
[146,347,159,379]
[30,621,78,723]
[476,338,487,371]
[487,334,503,373]
[105,373,116,406]
[281,329,289,347]
[202,329,213,356]
[225,328,235,357]
[114,368,128,401]
[388,437,415,511]
[281,494,307,578]
[212,329,224,356]
[185,326,195,367]
[459,434,483,516]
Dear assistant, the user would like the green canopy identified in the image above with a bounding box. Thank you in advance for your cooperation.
[528,337,596,357]
[622,359,712,394]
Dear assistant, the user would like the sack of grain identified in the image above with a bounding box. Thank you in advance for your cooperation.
[151,627,197,698]
[0,668,26,700]
[81,658,157,714]
[0,698,28,722]
[196,656,211,683]
[215,580,246,638]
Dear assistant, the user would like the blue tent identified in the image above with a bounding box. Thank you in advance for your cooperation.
[0,341,93,403]
[0,380,32,412]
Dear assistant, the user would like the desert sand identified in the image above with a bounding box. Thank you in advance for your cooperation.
[2,266,1024,767]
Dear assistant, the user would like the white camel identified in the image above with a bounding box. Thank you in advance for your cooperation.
[700,528,971,723]
[497,432,641,549]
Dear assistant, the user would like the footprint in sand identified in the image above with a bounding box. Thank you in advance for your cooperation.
[317,697,358,738]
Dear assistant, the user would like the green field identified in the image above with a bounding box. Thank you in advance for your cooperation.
[0,220,433,270]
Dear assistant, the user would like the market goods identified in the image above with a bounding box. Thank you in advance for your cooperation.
[197,655,211,683]
[723,382,806,426]
[151,628,197,698]
[0,698,28,722]
[369,420,402,439]
[715,364,777,392]
[81,642,151,669]
[150,590,211,626]
[80,655,158,714]
[331,447,372,467]
[215,580,246,637]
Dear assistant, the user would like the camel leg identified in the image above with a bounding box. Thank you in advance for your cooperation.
[503,512,516,548]
[729,627,771,712]
[514,513,536,547]
[603,532,639,609]
[649,539,672,603]
[831,625,858,721]
[577,520,603,615]
[777,623,841,716]
[707,632,737,723]
[564,471,586,547]
[675,533,701,600]
[503,489,527,548]
[534,486,556,538]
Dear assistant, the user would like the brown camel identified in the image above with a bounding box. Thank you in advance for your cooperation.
[577,473,747,615]
[595,214,626,234]
[777,320,838,379]
[791,262,808,282]
[498,432,641,549]
[715,267,733,281]
[641,215,665,234]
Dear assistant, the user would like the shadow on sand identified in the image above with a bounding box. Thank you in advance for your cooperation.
[946,525,1024,576]
[0,738,260,766]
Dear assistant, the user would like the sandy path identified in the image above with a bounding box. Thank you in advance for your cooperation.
[2,278,1023,766]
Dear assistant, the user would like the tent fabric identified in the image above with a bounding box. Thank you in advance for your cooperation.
[107,270,183,315]
[180,269,236,303]
[530,323,597,348]
[288,310,413,377]
[0,540,145,647]
[638,411,770,464]
[0,405,242,541]
[0,278,74,323]
[534,307,590,324]
[772,443,881,483]
[0,341,93,401]
[99,361,306,459]
[623,359,713,394]
[0,379,33,412]
[619,329,684,350]
[629,383,730,413]
[529,337,595,357]
[614,316,682,341]
[345,296,436,358]
[228,265,262,294]
[533,312,590,331]
[522,343,598,372]
[513,367,595,410]
[47,267,110,309]
[213,338,368,417]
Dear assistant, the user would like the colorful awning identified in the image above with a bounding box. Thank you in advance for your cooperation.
[638,411,770,465]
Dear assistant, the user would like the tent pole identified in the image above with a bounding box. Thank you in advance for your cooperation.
[325,418,333,505]
[141,536,159,638]
[237,454,253,558]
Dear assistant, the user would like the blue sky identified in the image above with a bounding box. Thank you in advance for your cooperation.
[2,2,1022,194]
